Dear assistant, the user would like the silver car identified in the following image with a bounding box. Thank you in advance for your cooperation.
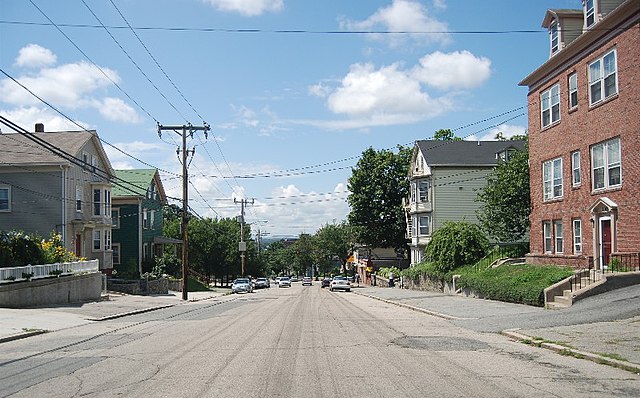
[278,276,291,288]
[231,278,253,293]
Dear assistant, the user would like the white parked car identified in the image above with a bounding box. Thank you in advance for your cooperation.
[231,278,253,293]
[329,276,351,292]
[278,276,291,288]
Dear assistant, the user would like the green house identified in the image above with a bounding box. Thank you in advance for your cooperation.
[111,169,179,277]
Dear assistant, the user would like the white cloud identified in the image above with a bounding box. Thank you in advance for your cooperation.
[0,106,88,132]
[465,123,527,141]
[15,44,57,68]
[96,97,142,123]
[340,0,450,46]
[412,51,491,90]
[308,82,331,98]
[432,0,447,10]
[203,0,284,16]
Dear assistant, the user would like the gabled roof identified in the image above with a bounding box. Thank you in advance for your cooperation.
[542,9,584,28]
[415,140,526,167]
[113,168,167,204]
[0,131,110,170]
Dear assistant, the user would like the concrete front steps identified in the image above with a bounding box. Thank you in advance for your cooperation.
[545,271,640,309]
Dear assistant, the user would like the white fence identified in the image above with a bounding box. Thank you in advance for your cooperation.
[0,259,99,282]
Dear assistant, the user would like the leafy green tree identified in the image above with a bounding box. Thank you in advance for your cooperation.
[433,128,462,141]
[347,146,411,252]
[262,240,289,276]
[425,221,489,272]
[312,221,356,275]
[476,147,530,242]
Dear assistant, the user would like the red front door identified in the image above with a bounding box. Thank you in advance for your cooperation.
[601,220,612,268]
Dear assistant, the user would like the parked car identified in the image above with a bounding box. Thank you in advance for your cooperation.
[231,278,253,294]
[321,277,331,288]
[290,276,299,282]
[330,276,351,292]
[254,277,270,289]
[278,276,291,288]
[302,277,312,286]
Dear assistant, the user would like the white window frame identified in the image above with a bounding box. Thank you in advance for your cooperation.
[418,215,430,236]
[104,229,111,251]
[0,186,10,212]
[541,84,560,128]
[589,49,617,106]
[550,20,559,55]
[143,243,149,260]
[554,220,563,254]
[104,189,111,217]
[143,209,149,229]
[591,137,621,191]
[75,186,83,212]
[82,152,90,172]
[111,208,120,229]
[418,180,430,203]
[150,210,155,230]
[585,0,596,28]
[568,73,578,109]
[112,243,121,265]
[571,151,581,186]
[573,219,582,254]
[93,230,101,251]
[543,221,552,254]
[543,157,563,201]
[93,189,101,216]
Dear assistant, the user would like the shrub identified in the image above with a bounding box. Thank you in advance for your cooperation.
[424,221,489,273]
[40,233,78,264]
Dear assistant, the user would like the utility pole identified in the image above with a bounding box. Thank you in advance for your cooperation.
[234,198,254,276]
[157,122,209,300]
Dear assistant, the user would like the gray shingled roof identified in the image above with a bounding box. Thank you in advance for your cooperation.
[416,140,526,166]
[0,131,94,166]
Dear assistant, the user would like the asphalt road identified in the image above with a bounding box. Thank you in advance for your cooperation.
[1,284,639,397]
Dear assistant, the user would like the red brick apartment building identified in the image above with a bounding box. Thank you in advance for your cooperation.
[520,0,639,270]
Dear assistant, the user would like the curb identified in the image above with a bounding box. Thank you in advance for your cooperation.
[0,329,48,344]
[353,291,459,320]
[89,304,176,321]
[501,329,640,374]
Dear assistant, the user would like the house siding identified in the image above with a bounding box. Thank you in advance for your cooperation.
[526,3,639,268]
[0,169,63,236]
[432,167,491,231]
[113,203,140,271]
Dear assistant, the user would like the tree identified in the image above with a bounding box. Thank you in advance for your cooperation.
[425,221,489,272]
[476,147,531,242]
[433,128,462,141]
[347,146,411,252]
[313,221,357,275]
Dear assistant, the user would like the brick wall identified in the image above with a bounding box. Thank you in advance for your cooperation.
[527,19,640,267]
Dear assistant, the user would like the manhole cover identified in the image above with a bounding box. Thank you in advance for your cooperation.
[391,336,489,351]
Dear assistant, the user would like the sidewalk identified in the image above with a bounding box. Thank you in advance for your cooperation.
[354,286,640,373]
[0,289,229,344]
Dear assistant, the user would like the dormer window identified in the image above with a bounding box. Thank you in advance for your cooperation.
[585,0,595,27]
[550,21,559,55]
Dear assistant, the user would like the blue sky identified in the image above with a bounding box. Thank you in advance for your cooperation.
[0,0,582,237]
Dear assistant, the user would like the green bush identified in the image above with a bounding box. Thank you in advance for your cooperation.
[456,264,574,306]
[424,222,489,273]
[0,231,44,268]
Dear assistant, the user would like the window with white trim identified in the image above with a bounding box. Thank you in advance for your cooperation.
[418,215,430,236]
[418,180,430,203]
[0,186,10,212]
[591,137,621,191]
[112,243,121,265]
[111,208,120,229]
[93,189,101,216]
[573,219,582,254]
[589,49,617,105]
[554,220,563,254]
[76,186,83,211]
[571,151,581,186]
[543,158,563,200]
[585,0,595,27]
[143,209,149,229]
[568,73,578,109]
[550,21,559,55]
[541,84,560,128]
[104,189,111,217]
[104,229,111,250]
[93,230,101,251]
[543,221,552,254]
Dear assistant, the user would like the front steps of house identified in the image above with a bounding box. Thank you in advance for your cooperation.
[545,274,601,309]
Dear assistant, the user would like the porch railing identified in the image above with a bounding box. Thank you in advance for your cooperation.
[571,253,640,292]
[0,259,99,282]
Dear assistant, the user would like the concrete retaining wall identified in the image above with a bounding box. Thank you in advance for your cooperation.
[0,273,103,308]
[107,277,169,295]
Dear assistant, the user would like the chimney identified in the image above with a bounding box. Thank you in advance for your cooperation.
[35,123,45,133]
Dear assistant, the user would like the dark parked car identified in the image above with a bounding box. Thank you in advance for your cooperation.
[254,277,270,289]
[321,277,331,288]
